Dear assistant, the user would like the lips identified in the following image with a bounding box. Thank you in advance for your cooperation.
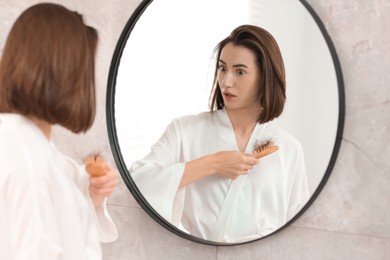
[223,91,236,98]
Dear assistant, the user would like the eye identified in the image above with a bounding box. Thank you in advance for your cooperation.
[237,69,246,75]
[217,65,226,72]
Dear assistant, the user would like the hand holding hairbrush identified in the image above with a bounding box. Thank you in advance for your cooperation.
[85,155,106,177]
[85,155,119,207]
[253,140,279,159]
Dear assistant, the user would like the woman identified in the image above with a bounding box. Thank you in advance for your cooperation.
[0,3,118,259]
[130,25,309,242]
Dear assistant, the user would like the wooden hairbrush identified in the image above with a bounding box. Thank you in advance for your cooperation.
[253,140,279,159]
[85,156,106,177]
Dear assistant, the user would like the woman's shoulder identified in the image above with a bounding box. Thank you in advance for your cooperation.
[0,113,53,169]
[0,113,45,144]
[0,114,29,149]
[0,115,42,184]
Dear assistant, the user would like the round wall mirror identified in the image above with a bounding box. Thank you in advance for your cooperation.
[107,0,345,245]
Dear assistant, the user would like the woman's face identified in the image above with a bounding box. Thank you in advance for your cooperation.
[217,42,261,112]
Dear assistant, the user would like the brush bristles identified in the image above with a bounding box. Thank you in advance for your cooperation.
[253,140,274,153]
[253,139,279,159]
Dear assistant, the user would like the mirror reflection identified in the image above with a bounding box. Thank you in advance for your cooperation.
[112,0,341,244]
[130,24,310,242]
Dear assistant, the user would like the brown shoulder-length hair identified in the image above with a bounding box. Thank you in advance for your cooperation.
[209,24,286,124]
[0,3,98,133]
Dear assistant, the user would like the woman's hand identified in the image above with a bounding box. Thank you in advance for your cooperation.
[180,151,258,188]
[86,157,119,207]
[213,151,258,180]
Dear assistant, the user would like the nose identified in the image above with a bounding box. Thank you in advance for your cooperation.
[219,71,234,88]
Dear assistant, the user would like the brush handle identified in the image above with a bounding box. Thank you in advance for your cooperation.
[253,146,279,159]
[85,156,106,176]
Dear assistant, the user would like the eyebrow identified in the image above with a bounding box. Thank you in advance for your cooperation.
[219,59,249,69]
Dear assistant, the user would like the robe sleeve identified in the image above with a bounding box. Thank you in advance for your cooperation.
[129,119,186,225]
[60,153,118,243]
[286,143,310,221]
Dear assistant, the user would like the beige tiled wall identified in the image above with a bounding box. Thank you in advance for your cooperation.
[1,0,389,259]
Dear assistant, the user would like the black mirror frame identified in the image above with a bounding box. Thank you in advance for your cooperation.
[106,0,345,246]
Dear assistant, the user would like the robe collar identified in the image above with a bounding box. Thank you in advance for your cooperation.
[214,108,266,154]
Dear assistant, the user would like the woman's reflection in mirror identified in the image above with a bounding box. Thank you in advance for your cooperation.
[130,24,309,243]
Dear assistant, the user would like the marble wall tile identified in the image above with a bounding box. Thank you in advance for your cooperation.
[218,227,390,260]
[293,140,390,238]
[101,205,216,260]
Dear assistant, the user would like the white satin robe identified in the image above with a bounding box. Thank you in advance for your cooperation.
[0,114,118,260]
[130,108,309,243]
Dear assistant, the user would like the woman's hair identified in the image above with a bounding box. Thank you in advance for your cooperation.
[209,24,286,124]
[0,3,98,133]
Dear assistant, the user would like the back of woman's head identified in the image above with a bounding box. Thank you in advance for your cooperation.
[0,3,98,133]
